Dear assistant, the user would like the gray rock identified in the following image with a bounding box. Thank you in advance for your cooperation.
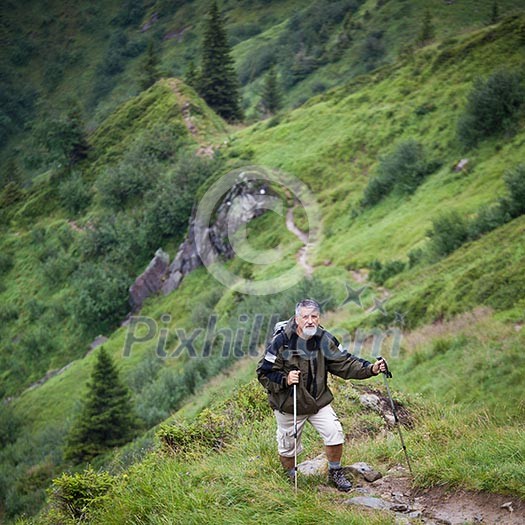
[129,249,170,311]
[454,158,469,172]
[160,177,271,296]
[346,462,382,482]
[297,454,326,476]
[161,270,183,296]
[359,393,381,411]
[89,335,108,351]
[346,496,394,511]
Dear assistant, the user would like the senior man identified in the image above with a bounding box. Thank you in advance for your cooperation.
[257,298,387,491]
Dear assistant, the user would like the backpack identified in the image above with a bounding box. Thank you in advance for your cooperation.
[269,320,289,350]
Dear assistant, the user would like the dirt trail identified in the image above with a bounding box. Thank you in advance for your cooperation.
[345,465,525,525]
[285,207,313,277]
[325,464,525,524]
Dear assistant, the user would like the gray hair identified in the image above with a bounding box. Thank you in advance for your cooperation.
[295,299,320,317]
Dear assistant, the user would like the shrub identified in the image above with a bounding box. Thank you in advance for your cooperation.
[112,0,146,27]
[362,139,434,206]
[157,380,270,455]
[157,408,230,455]
[0,303,18,323]
[134,368,189,427]
[0,73,36,148]
[95,124,184,210]
[408,247,424,268]
[31,102,89,166]
[96,162,151,209]
[359,31,386,71]
[427,210,470,259]
[369,259,406,284]
[9,37,35,66]
[18,324,57,361]
[361,171,396,207]
[502,163,525,218]
[58,172,92,215]
[47,468,114,522]
[468,203,508,240]
[80,213,152,274]
[41,252,77,287]
[457,70,525,148]
[69,262,130,333]
[142,153,217,242]
[0,404,21,447]
[127,123,183,162]
[224,379,270,423]
[0,251,14,276]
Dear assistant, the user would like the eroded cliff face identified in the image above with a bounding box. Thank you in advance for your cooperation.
[129,177,270,311]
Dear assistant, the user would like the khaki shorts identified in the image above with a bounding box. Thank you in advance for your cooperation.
[274,403,344,457]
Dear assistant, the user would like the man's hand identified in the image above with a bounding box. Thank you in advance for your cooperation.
[287,369,300,386]
[372,357,388,375]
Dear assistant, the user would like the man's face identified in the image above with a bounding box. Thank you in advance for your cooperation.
[295,307,320,339]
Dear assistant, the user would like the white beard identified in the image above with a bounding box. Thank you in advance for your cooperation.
[302,326,317,338]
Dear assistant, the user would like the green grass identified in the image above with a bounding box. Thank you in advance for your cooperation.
[27,309,524,525]
[336,311,525,496]
[3,6,525,523]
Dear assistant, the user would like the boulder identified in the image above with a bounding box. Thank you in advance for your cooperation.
[161,178,270,296]
[346,462,382,482]
[129,248,170,311]
[454,158,469,172]
[297,453,327,476]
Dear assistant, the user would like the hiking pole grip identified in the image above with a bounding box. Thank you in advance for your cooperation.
[377,356,392,378]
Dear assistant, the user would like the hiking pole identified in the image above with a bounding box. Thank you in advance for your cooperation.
[293,381,298,493]
[377,357,413,476]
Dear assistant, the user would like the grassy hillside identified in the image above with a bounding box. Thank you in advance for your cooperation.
[1,2,525,523]
[1,0,524,166]
[23,311,523,524]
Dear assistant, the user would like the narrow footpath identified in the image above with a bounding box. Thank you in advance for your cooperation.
[285,207,313,277]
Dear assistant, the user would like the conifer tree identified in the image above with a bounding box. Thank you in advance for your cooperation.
[198,1,242,121]
[65,347,138,464]
[417,9,435,46]
[65,101,90,164]
[184,61,199,90]
[490,1,500,25]
[140,40,161,91]
[260,67,281,116]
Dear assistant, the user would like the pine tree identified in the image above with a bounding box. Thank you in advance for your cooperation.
[490,1,500,24]
[417,9,435,46]
[198,1,242,121]
[184,61,199,90]
[140,40,161,91]
[260,67,281,116]
[65,347,138,464]
[65,101,89,164]
[35,100,89,166]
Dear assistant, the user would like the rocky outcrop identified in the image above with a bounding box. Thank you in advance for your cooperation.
[161,178,270,296]
[129,178,271,308]
[129,248,170,312]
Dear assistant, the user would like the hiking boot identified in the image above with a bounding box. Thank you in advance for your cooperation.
[328,467,353,492]
[284,467,296,483]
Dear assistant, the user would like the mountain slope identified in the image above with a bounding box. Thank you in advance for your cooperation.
[1,4,525,524]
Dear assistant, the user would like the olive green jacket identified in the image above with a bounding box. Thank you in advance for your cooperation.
[257,318,377,415]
